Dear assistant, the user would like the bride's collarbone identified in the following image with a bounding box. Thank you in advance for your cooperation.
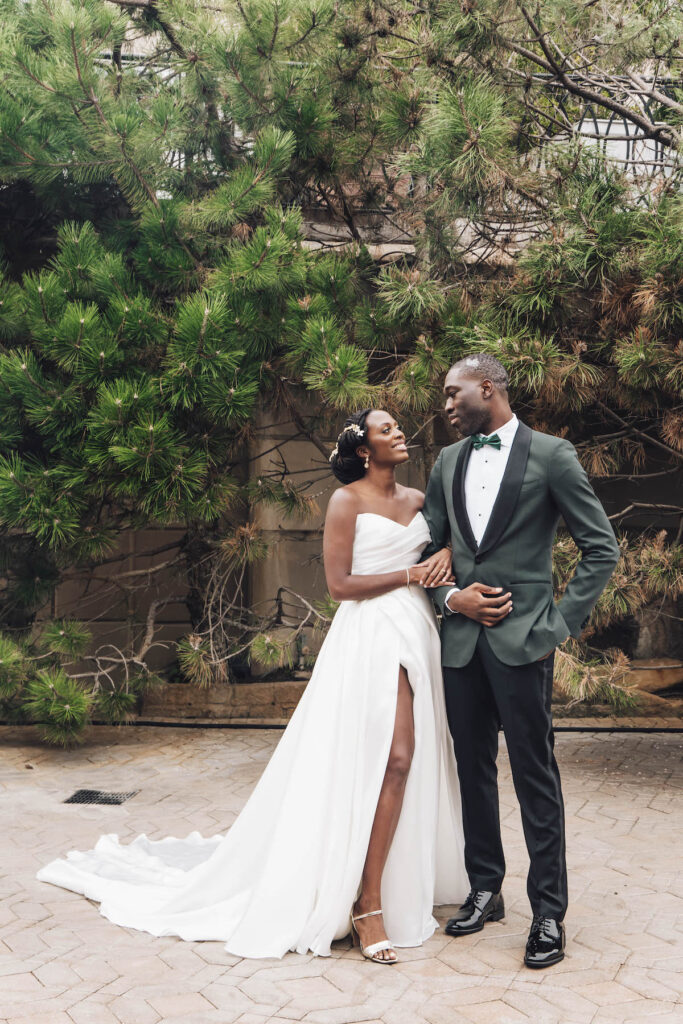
[347,483,423,529]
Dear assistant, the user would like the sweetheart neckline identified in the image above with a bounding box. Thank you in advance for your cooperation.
[356,511,424,530]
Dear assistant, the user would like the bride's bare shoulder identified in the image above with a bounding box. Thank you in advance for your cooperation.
[399,485,425,512]
[326,484,361,519]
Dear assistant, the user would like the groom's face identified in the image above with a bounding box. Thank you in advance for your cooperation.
[443,368,490,436]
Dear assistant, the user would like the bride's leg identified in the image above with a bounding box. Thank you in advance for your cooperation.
[353,666,414,961]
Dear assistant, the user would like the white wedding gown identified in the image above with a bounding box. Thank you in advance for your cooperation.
[38,511,468,958]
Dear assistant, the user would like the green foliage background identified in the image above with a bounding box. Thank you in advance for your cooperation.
[0,0,681,742]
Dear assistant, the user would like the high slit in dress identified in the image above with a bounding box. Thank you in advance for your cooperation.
[37,511,468,958]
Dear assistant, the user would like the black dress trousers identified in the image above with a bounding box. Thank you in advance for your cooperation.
[443,630,568,920]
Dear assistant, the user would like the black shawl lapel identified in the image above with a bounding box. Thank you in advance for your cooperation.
[451,439,478,553]
[476,421,533,558]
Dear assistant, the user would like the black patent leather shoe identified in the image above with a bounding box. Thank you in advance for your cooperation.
[445,889,505,936]
[524,916,566,968]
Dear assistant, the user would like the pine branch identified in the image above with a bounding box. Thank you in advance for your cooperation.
[497,6,680,149]
[596,402,683,463]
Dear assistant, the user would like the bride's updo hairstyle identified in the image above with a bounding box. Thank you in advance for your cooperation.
[329,408,375,485]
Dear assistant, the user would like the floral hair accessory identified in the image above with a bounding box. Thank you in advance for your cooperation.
[328,422,366,461]
[340,423,365,439]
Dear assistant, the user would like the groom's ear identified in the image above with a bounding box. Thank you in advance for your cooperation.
[481,378,495,398]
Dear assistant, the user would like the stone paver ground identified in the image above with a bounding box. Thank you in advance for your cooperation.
[1,726,681,1024]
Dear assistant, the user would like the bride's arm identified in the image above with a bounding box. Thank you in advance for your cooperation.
[323,490,424,601]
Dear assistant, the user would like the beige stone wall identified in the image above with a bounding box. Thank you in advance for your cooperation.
[46,527,192,672]
[141,678,306,724]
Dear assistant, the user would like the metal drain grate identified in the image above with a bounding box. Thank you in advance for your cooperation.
[64,789,139,805]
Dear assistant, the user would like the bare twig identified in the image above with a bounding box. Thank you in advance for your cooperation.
[608,502,683,520]
[596,402,683,463]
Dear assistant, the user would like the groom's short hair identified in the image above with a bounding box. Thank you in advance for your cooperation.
[449,353,509,392]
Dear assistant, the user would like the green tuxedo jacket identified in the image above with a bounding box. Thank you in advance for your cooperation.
[422,422,620,668]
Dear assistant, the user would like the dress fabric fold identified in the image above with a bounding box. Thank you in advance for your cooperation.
[37,511,468,958]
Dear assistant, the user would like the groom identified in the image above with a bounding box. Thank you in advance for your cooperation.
[422,353,619,968]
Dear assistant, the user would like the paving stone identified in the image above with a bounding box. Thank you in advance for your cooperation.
[300,1007,391,1024]
[200,982,260,1015]
[502,985,596,1023]
[393,957,457,981]
[621,1016,683,1024]
[458,999,530,1023]
[579,980,649,1006]
[382,1009,433,1024]
[1,726,680,1024]
[5,1014,72,1024]
[422,996,497,1024]
[646,969,683,998]
[1,972,45,998]
[0,960,43,981]
[424,984,512,1009]
[616,966,683,1001]
[591,1000,678,1021]
[281,974,362,1010]
[71,957,120,985]
[67,1002,120,1024]
[627,952,683,972]
[146,991,215,1018]
[10,902,51,923]
[267,1019,310,1024]
[2,1002,75,1022]
[32,962,82,987]
[105,955,178,983]
[170,1015,254,1024]
[193,942,241,966]
[108,996,161,1024]
[268,1009,306,1022]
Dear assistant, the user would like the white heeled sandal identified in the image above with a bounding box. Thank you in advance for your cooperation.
[350,909,398,964]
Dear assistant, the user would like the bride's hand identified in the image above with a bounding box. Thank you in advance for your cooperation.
[410,547,455,587]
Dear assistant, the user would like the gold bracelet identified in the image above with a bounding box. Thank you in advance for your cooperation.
[405,568,410,588]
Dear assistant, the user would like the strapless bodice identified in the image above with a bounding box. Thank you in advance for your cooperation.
[351,511,432,575]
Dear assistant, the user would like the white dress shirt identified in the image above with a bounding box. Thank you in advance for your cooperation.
[444,415,519,613]
[464,414,519,544]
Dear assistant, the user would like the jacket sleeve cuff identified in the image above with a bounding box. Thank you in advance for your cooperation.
[443,587,460,615]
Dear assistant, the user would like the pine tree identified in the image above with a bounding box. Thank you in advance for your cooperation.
[0,0,680,743]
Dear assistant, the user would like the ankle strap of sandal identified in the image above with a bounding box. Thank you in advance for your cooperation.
[353,909,383,921]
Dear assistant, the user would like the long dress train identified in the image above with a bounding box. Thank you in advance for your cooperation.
[37,511,468,958]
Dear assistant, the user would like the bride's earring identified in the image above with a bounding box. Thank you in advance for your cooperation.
[364,455,370,470]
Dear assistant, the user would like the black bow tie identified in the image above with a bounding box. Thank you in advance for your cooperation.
[472,434,502,451]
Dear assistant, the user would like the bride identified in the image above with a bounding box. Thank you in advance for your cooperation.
[38,408,468,962]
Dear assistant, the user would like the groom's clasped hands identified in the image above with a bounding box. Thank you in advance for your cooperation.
[444,583,513,627]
